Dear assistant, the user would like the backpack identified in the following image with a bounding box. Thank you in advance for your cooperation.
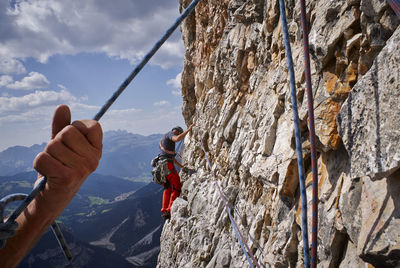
[151,156,171,185]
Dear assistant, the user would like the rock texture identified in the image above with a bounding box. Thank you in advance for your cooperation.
[158,0,400,267]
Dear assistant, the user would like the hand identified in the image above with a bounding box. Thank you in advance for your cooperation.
[0,105,103,267]
[33,105,103,214]
[188,124,195,132]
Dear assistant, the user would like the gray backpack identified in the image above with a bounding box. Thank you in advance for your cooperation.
[151,156,171,185]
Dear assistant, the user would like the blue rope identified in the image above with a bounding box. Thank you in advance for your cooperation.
[0,0,201,256]
[197,132,261,268]
[278,0,310,267]
[93,0,201,121]
[227,208,255,268]
[387,0,400,17]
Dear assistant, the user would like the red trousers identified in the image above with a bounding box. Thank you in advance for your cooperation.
[161,162,182,213]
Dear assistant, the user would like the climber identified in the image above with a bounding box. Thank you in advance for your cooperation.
[0,105,103,267]
[159,124,193,220]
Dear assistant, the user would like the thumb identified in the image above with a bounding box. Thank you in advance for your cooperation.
[51,105,71,139]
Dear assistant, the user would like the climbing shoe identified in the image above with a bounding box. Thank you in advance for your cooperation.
[161,211,171,220]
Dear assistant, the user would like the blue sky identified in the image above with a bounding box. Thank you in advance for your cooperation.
[0,0,186,150]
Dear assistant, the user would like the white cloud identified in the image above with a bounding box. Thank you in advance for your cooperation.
[0,57,26,75]
[0,75,13,87]
[0,0,184,68]
[167,72,181,89]
[172,90,181,96]
[0,89,76,115]
[7,72,50,90]
[153,100,169,107]
[106,108,142,115]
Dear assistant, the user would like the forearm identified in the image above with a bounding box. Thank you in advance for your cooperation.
[175,129,190,142]
[174,158,183,168]
[0,195,58,267]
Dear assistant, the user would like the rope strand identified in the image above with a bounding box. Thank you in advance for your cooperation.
[93,0,201,121]
[197,131,261,268]
[387,0,400,17]
[299,1,319,267]
[278,0,311,267]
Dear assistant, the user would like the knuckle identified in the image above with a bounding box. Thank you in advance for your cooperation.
[86,157,99,172]
[33,152,47,169]
[90,121,102,133]
[59,125,75,141]
[45,139,58,153]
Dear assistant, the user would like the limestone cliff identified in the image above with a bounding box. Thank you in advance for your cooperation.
[158,0,400,267]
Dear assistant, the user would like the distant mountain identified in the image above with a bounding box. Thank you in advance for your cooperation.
[0,171,146,220]
[0,130,162,179]
[0,130,166,267]
[19,224,134,268]
[0,143,45,176]
[70,182,165,267]
[97,130,162,179]
[1,172,165,267]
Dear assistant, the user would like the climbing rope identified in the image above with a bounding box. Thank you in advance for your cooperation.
[0,0,201,257]
[197,131,261,268]
[278,0,311,267]
[299,1,318,267]
[93,0,201,121]
[387,0,400,17]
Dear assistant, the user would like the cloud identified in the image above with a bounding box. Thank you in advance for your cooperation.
[167,72,181,89]
[0,0,184,68]
[0,75,13,87]
[153,100,170,107]
[106,108,142,115]
[0,89,76,115]
[7,72,50,90]
[172,90,181,96]
[0,57,26,75]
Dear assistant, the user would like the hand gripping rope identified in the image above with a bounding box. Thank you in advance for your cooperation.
[0,0,201,260]
[278,0,311,267]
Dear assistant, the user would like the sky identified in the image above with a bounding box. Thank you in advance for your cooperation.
[0,0,187,151]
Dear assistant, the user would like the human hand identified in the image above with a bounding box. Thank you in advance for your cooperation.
[32,105,103,216]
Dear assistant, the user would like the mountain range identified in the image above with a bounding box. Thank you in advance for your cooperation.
[0,130,166,267]
[0,130,162,179]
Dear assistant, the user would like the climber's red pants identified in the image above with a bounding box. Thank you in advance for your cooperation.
[161,162,182,213]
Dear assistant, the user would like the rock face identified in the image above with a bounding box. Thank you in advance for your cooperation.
[158,0,400,267]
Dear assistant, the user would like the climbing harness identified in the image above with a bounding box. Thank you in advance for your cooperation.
[197,131,261,268]
[278,0,310,267]
[299,1,318,267]
[0,0,201,259]
[387,0,400,17]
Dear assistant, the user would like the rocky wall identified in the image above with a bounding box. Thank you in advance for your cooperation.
[158,0,400,267]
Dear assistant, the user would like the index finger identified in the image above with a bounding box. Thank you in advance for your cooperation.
[71,120,103,150]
